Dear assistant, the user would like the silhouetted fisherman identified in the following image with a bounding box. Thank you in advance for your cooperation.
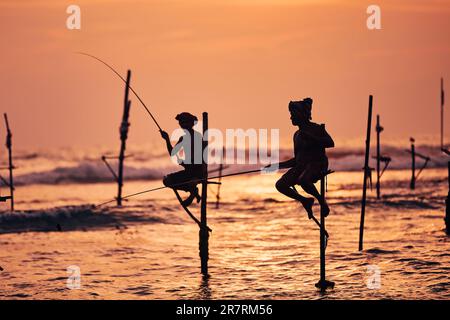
[160,112,203,207]
[270,98,334,218]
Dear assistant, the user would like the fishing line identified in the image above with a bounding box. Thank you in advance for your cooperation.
[76,52,163,131]
[95,168,266,207]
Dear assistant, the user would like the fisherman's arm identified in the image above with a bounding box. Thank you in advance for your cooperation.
[266,158,296,170]
[279,158,297,168]
[302,127,334,148]
[171,137,187,167]
[160,131,174,155]
[322,130,335,148]
[314,129,334,148]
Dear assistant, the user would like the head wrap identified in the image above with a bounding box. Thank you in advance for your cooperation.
[175,112,198,122]
[288,98,313,120]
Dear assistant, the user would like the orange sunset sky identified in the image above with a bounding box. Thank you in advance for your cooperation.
[0,0,449,148]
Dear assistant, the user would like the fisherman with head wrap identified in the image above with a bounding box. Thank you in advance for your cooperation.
[160,112,203,207]
[268,98,335,218]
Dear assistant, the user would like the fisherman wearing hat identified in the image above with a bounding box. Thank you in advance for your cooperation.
[268,98,334,218]
[160,112,203,207]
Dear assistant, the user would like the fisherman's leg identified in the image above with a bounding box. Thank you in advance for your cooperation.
[163,171,200,206]
[299,163,330,217]
[275,179,306,201]
[276,169,314,217]
[181,185,200,207]
[300,181,330,217]
[163,171,190,191]
[181,169,202,206]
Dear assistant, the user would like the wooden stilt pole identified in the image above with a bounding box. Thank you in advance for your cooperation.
[442,78,449,234]
[359,95,373,251]
[437,77,450,234]
[410,138,415,190]
[441,78,444,151]
[117,70,132,206]
[446,161,450,235]
[406,139,429,189]
[315,174,334,290]
[200,112,209,275]
[375,115,383,200]
[4,114,14,211]
[215,162,223,209]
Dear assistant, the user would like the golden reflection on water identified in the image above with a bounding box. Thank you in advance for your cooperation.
[0,169,449,299]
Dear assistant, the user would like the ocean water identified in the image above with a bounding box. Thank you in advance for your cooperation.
[0,143,449,299]
[3,138,450,186]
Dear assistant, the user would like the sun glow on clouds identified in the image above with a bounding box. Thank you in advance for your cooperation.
[0,0,449,148]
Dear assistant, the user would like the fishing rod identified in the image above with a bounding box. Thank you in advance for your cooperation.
[96,185,166,208]
[76,52,162,132]
[95,168,265,207]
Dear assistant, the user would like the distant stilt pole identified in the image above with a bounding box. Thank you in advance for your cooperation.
[406,139,429,189]
[315,174,334,290]
[410,138,416,190]
[438,77,449,233]
[4,114,14,211]
[117,70,132,206]
[442,78,449,234]
[441,78,444,150]
[359,95,373,251]
[200,112,209,274]
[215,151,224,209]
[446,161,450,235]
[375,115,383,200]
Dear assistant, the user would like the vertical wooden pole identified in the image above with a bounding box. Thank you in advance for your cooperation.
[446,161,450,235]
[215,162,223,209]
[376,115,381,199]
[441,78,444,150]
[315,174,334,290]
[410,139,415,190]
[359,95,373,251]
[4,114,14,211]
[319,176,326,282]
[443,78,449,234]
[117,70,132,206]
[200,112,209,275]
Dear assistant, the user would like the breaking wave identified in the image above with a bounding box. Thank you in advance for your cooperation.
[0,205,166,234]
[5,142,449,186]
[14,162,169,186]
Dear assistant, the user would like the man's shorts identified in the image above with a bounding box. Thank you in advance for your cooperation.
[163,169,203,191]
[278,160,328,186]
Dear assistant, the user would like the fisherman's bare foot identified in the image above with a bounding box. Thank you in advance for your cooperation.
[194,187,201,203]
[182,187,200,207]
[300,197,315,219]
[182,193,195,207]
[321,202,330,217]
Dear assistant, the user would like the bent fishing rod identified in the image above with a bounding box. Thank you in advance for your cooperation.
[76,52,162,132]
[95,168,266,207]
